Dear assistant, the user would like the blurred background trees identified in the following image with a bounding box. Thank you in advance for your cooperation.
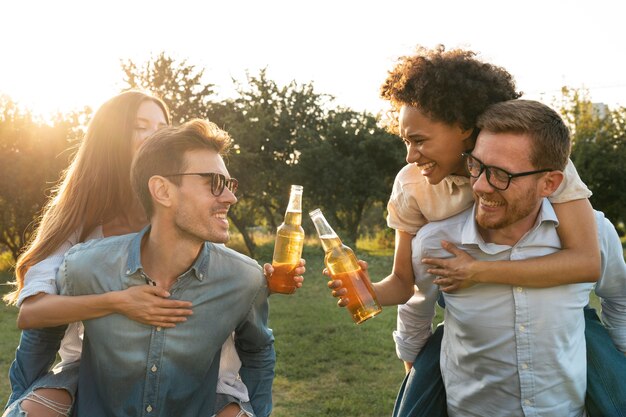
[1,55,624,264]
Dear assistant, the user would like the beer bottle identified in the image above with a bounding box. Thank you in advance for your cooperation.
[309,208,382,324]
[269,185,305,294]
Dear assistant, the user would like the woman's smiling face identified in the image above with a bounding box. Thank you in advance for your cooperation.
[399,105,473,184]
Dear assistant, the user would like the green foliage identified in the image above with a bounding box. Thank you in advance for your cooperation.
[556,88,626,225]
[0,96,85,260]
[210,69,332,256]
[297,109,404,247]
[121,52,216,126]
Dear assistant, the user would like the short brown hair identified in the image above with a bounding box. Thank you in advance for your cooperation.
[477,100,570,170]
[131,119,232,217]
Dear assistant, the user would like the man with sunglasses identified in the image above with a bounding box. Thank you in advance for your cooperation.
[394,100,626,416]
[55,119,277,417]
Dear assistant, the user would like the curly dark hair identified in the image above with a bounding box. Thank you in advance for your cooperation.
[380,45,522,135]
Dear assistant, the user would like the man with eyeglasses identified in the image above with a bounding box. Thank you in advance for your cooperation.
[55,119,280,417]
[394,100,626,416]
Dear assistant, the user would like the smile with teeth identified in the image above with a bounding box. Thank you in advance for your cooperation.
[417,161,436,172]
[214,212,228,219]
[479,197,505,208]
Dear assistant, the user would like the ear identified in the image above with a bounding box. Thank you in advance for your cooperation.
[538,170,564,197]
[460,127,476,151]
[148,176,174,211]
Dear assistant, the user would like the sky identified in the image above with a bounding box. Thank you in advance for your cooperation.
[2,0,625,117]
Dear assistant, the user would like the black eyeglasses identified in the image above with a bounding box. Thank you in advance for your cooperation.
[163,172,238,196]
[462,153,554,191]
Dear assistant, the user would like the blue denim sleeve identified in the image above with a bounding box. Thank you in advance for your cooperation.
[5,326,67,409]
[235,287,276,417]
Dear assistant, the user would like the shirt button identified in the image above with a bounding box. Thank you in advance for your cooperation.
[516,286,523,292]
[156,326,162,332]
[519,325,526,332]
[521,363,528,369]
[524,399,531,406]
[146,405,153,412]
[151,364,157,372]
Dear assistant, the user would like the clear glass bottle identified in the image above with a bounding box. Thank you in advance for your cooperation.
[269,185,305,294]
[309,208,381,324]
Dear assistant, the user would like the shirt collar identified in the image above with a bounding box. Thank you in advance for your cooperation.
[125,225,209,282]
[461,198,559,254]
[442,175,470,192]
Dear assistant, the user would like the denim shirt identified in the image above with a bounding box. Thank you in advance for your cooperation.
[57,227,275,417]
[396,201,626,417]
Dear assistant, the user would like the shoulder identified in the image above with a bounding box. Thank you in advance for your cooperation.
[393,164,428,189]
[65,233,135,263]
[416,209,470,247]
[418,209,470,237]
[206,243,263,276]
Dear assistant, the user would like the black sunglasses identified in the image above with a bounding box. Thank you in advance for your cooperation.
[462,152,554,191]
[163,172,238,196]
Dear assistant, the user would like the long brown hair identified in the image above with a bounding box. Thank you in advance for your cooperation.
[5,90,170,304]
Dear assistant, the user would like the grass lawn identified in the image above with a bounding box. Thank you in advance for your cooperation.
[0,236,616,415]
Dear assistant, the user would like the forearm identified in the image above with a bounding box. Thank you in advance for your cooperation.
[373,274,414,306]
[239,345,276,417]
[374,230,416,305]
[472,249,599,287]
[17,292,120,329]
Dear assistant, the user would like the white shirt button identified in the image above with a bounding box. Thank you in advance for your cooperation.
[521,363,528,369]
[516,286,523,292]
[523,399,531,406]
[146,405,153,412]
[151,364,157,372]
[519,325,526,332]
[156,326,162,332]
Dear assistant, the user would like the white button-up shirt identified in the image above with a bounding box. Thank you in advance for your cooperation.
[395,200,626,417]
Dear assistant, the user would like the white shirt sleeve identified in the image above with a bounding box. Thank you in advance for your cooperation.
[18,227,103,307]
[594,214,626,353]
[17,239,75,307]
[393,234,441,362]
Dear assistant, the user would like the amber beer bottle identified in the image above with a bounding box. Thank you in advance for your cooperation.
[309,208,382,324]
[269,185,305,294]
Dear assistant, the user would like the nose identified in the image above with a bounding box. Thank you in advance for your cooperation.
[471,169,495,194]
[220,187,238,205]
[405,144,421,164]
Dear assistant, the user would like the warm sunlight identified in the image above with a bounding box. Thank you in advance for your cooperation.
[2,0,625,116]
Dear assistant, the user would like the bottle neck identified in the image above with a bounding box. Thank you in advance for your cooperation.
[319,234,342,252]
[283,210,302,225]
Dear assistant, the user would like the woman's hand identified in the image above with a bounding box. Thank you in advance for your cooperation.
[423,241,479,293]
[263,258,306,294]
[114,285,193,328]
[326,260,369,307]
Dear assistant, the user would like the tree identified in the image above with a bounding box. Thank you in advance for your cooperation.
[556,87,626,228]
[121,52,216,125]
[0,95,83,261]
[296,109,405,247]
[211,69,331,256]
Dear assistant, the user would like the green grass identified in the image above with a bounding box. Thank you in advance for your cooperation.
[0,242,614,415]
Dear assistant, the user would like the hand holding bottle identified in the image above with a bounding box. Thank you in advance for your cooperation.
[309,209,381,324]
[325,259,370,307]
[268,185,305,294]
[264,258,306,295]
